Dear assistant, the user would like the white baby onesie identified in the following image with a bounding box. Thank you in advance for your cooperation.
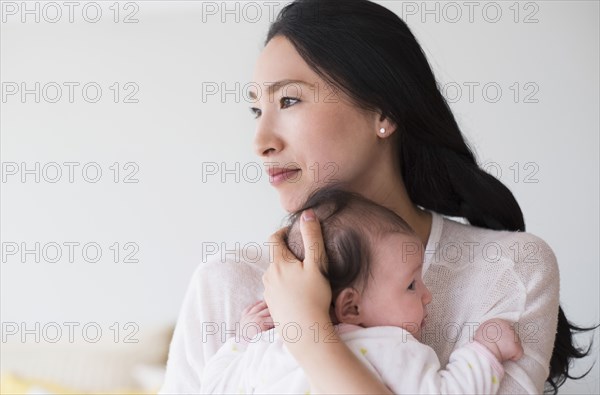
[200,323,505,394]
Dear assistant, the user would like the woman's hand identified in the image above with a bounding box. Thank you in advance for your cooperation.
[262,209,333,339]
[261,209,392,394]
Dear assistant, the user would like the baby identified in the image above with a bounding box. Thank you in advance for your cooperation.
[201,185,524,394]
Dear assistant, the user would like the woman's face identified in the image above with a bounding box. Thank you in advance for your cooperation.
[250,36,395,212]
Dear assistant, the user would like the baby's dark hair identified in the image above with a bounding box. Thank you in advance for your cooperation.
[283,183,419,324]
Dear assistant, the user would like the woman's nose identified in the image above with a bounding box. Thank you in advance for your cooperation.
[253,117,283,157]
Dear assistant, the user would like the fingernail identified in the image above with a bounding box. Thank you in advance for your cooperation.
[302,209,315,222]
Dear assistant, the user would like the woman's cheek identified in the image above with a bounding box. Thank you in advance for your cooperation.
[311,155,350,186]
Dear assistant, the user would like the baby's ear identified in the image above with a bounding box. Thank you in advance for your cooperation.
[334,288,362,325]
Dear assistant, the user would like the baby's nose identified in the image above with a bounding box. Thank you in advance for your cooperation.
[423,287,432,305]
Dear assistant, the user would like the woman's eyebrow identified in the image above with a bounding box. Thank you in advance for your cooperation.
[248,79,313,100]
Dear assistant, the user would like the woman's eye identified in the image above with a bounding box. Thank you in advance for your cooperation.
[249,107,261,119]
[408,280,416,291]
[249,98,298,119]
[280,97,299,108]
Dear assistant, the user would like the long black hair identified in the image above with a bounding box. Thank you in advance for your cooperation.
[265,0,597,392]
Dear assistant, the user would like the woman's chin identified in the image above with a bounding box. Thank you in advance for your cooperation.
[280,195,302,214]
[277,189,309,214]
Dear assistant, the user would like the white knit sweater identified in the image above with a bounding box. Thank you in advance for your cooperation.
[159,211,560,394]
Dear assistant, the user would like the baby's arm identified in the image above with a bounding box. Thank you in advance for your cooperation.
[200,300,274,394]
[431,318,524,393]
[474,318,524,363]
[365,319,523,394]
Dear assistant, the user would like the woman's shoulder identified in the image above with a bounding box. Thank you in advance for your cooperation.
[191,243,269,274]
[440,215,556,253]
[437,215,560,282]
[181,243,268,302]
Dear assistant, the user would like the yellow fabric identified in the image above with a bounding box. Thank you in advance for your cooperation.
[0,372,156,395]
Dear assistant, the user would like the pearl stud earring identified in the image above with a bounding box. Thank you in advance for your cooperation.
[379,127,386,134]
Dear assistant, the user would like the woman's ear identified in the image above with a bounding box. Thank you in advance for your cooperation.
[375,112,398,137]
[334,288,363,325]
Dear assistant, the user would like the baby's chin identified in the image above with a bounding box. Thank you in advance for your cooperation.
[412,330,422,341]
[400,324,423,340]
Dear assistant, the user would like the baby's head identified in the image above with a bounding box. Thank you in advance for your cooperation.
[284,184,432,340]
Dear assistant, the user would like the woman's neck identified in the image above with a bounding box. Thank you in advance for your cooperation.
[387,201,433,248]
[361,183,433,247]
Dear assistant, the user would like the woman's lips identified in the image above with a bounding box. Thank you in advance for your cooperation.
[269,169,301,185]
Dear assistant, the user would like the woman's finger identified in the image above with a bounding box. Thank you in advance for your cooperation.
[269,225,289,241]
[299,208,327,272]
[268,225,296,265]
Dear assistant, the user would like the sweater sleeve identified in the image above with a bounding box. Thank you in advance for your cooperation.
[158,256,266,394]
[200,336,251,394]
[491,232,561,394]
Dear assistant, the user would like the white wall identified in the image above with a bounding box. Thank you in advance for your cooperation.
[1,1,598,393]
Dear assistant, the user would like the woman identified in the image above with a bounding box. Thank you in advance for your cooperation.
[160,0,594,393]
